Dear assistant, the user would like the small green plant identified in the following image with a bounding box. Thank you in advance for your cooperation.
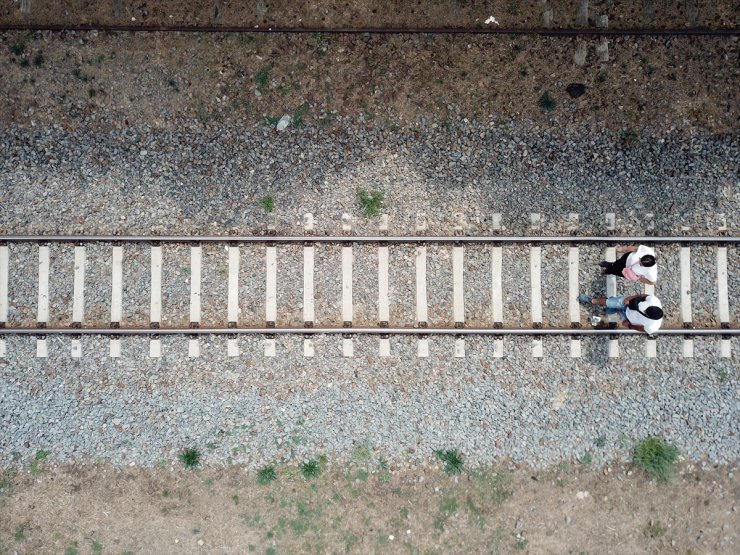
[514,538,528,550]
[579,452,593,465]
[257,465,277,485]
[644,520,667,538]
[162,489,169,497]
[232,494,240,505]
[33,53,44,67]
[178,447,201,469]
[91,540,103,554]
[88,88,97,98]
[10,43,26,56]
[300,459,321,479]
[255,65,271,91]
[29,450,50,475]
[633,436,679,482]
[64,545,79,555]
[72,68,89,82]
[14,524,25,541]
[292,102,309,127]
[357,188,384,217]
[620,129,641,145]
[594,435,607,448]
[440,497,458,514]
[1,469,17,496]
[538,91,557,112]
[261,195,274,213]
[435,449,464,474]
[344,532,358,552]
[168,79,179,92]
[377,457,392,483]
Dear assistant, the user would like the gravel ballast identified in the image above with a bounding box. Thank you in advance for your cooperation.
[1,119,738,471]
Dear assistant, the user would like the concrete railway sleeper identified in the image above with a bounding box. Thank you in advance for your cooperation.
[0,231,736,360]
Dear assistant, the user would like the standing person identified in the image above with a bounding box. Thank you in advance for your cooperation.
[599,245,657,285]
[578,293,664,334]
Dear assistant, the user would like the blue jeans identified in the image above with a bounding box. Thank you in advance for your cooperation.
[605,295,627,321]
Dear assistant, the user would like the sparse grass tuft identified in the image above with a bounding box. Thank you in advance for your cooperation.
[537,91,557,112]
[14,524,25,541]
[579,452,593,465]
[292,102,309,127]
[168,79,179,92]
[33,53,44,67]
[300,459,321,480]
[594,435,607,448]
[10,43,26,56]
[644,520,667,538]
[633,436,679,482]
[357,188,384,217]
[178,448,201,469]
[261,195,274,213]
[514,538,528,550]
[257,465,277,485]
[91,540,103,554]
[72,68,89,82]
[440,497,458,514]
[435,449,464,474]
[255,65,271,91]
[620,129,641,146]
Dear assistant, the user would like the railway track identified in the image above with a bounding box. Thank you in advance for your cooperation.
[0,228,736,360]
[0,24,737,36]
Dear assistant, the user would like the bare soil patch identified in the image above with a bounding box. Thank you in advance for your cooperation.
[0,0,737,30]
[1,30,736,132]
[1,460,737,554]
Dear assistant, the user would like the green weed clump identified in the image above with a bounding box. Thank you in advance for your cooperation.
[300,459,321,479]
[357,188,384,217]
[537,91,557,112]
[257,465,277,485]
[178,448,201,469]
[435,449,464,474]
[261,195,274,213]
[633,436,679,482]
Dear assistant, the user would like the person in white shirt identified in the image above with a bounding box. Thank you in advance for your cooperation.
[599,245,657,285]
[578,293,664,335]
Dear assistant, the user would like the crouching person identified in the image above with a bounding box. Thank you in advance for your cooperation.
[579,293,664,335]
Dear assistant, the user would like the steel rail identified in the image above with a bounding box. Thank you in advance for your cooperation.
[0,327,736,336]
[0,24,737,36]
[1,235,737,244]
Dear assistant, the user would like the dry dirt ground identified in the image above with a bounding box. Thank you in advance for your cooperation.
[0,0,737,30]
[0,459,738,554]
[0,30,737,133]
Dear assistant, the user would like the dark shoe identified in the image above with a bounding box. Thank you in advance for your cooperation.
[599,261,611,268]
